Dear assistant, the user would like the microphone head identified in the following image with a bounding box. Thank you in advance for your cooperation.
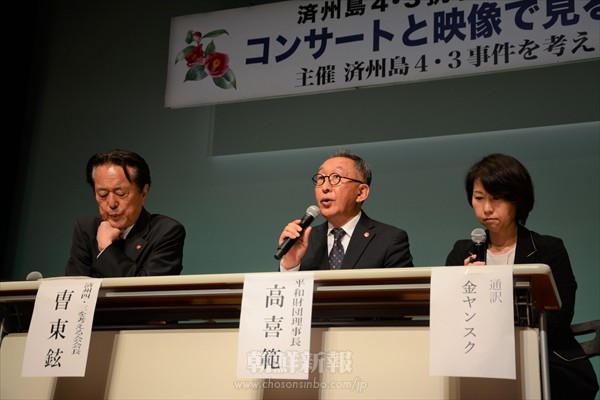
[471,228,486,244]
[305,205,320,219]
[26,271,43,281]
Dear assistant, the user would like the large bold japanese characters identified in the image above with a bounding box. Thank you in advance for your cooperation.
[166,0,599,107]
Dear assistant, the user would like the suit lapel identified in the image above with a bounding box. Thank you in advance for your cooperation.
[123,208,151,261]
[308,222,330,269]
[342,213,374,269]
[514,225,537,263]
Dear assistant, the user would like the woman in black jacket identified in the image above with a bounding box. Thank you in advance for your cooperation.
[446,153,598,400]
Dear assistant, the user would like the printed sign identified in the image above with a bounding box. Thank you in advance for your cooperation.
[166,0,600,107]
[237,271,314,379]
[22,278,101,377]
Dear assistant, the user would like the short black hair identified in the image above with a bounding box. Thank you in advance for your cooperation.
[86,149,151,192]
[465,153,534,225]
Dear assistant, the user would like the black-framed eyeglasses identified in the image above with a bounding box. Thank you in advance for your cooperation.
[312,173,365,187]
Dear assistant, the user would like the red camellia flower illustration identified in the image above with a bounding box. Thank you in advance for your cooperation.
[175,29,237,90]
[184,44,204,67]
[204,52,229,77]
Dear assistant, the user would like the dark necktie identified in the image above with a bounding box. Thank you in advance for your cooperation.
[329,228,345,269]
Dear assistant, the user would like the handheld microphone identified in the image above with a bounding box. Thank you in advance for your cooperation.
[26,271,43,281]
[274,205,320,260]
[470,228,487,263]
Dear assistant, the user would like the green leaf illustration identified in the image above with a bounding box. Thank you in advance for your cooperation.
[175,45,196,64]
[184,64,208,82]
[213,69,236,90]
[205,41,216,55]
[185,30,196,44]
[203,29,229,39]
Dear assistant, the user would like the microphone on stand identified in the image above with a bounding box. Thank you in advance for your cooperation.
[470,228,487,263]
[26,271,43,281]
[274,205,320,260]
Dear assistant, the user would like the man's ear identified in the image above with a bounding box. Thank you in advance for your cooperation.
[141,184,150,199]
[356,184,370,203]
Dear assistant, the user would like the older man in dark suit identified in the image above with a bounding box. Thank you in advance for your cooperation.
[278,149,413,271]
[66,149,185,277]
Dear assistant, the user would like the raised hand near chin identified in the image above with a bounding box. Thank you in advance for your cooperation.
[97,220,123,252]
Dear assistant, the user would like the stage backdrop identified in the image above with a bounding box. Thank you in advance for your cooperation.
[7,1,599,387]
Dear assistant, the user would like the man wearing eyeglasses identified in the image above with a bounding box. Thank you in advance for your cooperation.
[278,149,414,271]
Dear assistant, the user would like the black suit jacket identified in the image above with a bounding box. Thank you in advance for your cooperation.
[65,207,185,277]
[446,225,598,399]
[299,212,413,270]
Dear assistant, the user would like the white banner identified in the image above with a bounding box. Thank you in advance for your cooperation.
[165,0,600,107]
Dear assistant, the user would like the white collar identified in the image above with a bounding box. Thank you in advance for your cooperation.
[121,224,134,239]
[328,211,361,238]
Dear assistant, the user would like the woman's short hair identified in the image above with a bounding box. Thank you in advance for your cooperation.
[465,153,534,225]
